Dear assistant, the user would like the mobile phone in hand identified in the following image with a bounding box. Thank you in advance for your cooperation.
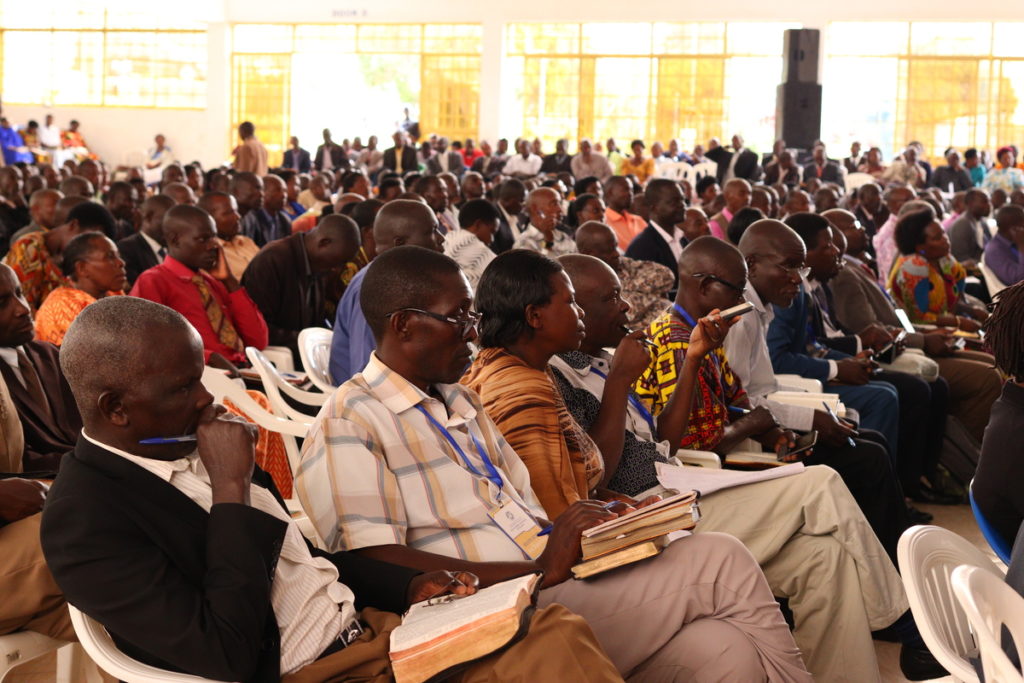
[778,430,817,461]
[719,301,754,321]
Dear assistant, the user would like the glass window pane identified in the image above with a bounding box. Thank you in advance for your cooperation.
[821,56,899,156]
[723,56,783,153]
[581,23,651,55]
[993,24,1024,58]
[910,22,991,56]
[422,55,480,140]
[506,23,579,55]
[509,56,580,144]
[232,53,291,158]
[993,61,1024,149]
[357,25,422,53]
[2,32,52,103]
[652,23,724,55]
[51,31,104,105]
[423,25,481,54]
[294,25,356,53]
[105,31,207,108]
[653,56,725,150]
[233,24,293,53]
[828,22,908,56]
[726,22,800,56]
[591,57,651,141]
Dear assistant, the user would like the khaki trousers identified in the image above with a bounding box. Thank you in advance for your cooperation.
[283,604,623,683]
[936,350,1002,442]
[0,513,74,641]
[694,465,909,683]
[539,532,812,682]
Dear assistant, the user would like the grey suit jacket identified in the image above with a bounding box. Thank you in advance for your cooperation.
[948,214,987,265]
[830,259,926,348]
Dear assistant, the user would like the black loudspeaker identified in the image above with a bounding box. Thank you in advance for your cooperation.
[782,29,820,83]
[775,82,822,151]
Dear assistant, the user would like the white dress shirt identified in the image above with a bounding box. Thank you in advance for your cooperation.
[502,154,542,177]
[38,124,61,148]
[722,283,816,431]
[512,224,577,257]
[81,432,354,675]
[0,346,25,386]
[649,220,684,262]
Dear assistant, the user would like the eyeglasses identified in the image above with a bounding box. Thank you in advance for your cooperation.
[386,308,481,338]
[768,262,811,279]
[691,272,746,294]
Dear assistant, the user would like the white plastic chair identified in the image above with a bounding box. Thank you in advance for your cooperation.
[68,605,227,683]
[245,347,325,426]
[774,374,824,393]
[980,258,1009,300]
[671,450,722,469]
[260,345,294,373]
[297,328,336,394]
[688,161,718,184]
[897,524,1005,683]
[656,161,693,182]
[0,631,74,682]
[845,172,878,191]
[952,565,1024,683]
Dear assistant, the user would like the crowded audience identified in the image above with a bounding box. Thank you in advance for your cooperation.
[2,113,1023,681]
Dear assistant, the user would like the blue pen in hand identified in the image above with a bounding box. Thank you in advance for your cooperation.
[536,501,621,536]
[727,405,750,414]
[139,435,198,445]
[822,401,856,448]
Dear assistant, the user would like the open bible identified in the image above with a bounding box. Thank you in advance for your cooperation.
[389,573,542,683]
[572,490,700,579]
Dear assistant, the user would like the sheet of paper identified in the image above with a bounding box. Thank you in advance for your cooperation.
[655,461,805,497]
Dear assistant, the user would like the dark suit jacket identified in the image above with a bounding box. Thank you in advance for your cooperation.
[624,225,681,296]
[802,161,844,184]
[282,148,311,174]
[241,233,324,357]
[314,144,349,172]
[41,437,421,683]
[382,146,418,174]
[490,202,524,255]
[425,152,465,177]
[540,154,572,175]
[117,232,161,287]
[0,341,80,472]
[766,286,857,383]
[706,147,762,183]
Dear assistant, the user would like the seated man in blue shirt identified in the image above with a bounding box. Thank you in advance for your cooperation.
[328,200,444,384]
[984,205,1024,287]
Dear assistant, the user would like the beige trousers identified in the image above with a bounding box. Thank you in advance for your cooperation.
[0,512,74,641]
[540,532,812,682]
[283,604,623,683]
[694,464,909,683]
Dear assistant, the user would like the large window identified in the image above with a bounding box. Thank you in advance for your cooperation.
[0,2,208,109]
[504,22,796,153]
[231,23,481,161]
[823,22,1024,163]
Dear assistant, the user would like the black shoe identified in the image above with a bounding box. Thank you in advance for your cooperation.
[900,644,949,681]
[906,504,933,525]
[910,486,963,506]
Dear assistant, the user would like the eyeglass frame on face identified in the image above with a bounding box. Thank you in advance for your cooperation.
[765,260,811,280]
[690,272,747,294]
[385,307,481,338]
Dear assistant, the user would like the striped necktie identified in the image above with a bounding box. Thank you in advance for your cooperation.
[191,275,242,352]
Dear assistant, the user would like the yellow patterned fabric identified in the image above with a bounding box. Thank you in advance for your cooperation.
[633,310,749,452]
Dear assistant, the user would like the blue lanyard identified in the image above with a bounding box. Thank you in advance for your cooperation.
[672,303,697,328]
[415,404,504,490]
[588,366,657,435]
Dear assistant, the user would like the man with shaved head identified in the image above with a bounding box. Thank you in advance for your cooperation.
[42,295,510,682]
[985,203,1024,286]
[259,174,293,246]
[118,194,173,287]
[131,204,268,367]
[575,221,672,327]
[10,189,63,244]
[625,178,688,295]
[603,176,646,250]
[243,214,361,358]
[57,175,92,201]
[708,178,752,241]
[232,172,272,248]
[554,252,916,682]
[329,199,444,384]
[513,186,574,256]
[160,181,196,207]
[948,188,993,271]
[198,192,256,280]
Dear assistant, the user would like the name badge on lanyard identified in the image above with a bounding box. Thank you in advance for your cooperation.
[415,404,546,559]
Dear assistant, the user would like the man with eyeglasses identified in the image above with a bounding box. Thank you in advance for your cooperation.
[328,200,444,385]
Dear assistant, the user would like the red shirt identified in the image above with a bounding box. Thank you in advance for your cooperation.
[130,256,268,364]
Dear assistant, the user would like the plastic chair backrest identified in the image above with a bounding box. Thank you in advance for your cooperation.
[897,524,1004,683]
[245,347,323,425]
[980,258,1009,299]
[68,605,226,682]
[970,480,1013,564]
[298,328,336,394]
[0,631,68,681]
[689,161,718,183]
[952,565,1024,683]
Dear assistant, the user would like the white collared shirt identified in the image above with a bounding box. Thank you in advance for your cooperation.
[512,224,577,257]
[0,346,25,386]
[649,220,684,262]
[139,231,165,261]
[722,283,816,431]
[81,431,354,675]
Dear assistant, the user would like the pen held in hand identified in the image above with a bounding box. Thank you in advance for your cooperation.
[821,401,856,448]
[621,325,657,349]
[138,435,198,445]
[536,500,621,536]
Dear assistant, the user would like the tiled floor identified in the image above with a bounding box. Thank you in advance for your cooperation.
[8,502,996,682]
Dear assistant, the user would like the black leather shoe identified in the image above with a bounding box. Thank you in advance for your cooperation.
[906,504,933,525]
[910,486,963,506]
[900,644,949,680]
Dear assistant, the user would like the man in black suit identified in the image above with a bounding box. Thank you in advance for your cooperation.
[424,137,465,177]
[241,214,360,358]
[706,135,762,184]
[282,136,311,174]
[625,178,688,296]
[490,178,527,254]
[117,194,173,287]
[381,132,418,175]
[42,296,616,682]
[803,144,845,185]
[540,138,573,175]
[314,129,348,174]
